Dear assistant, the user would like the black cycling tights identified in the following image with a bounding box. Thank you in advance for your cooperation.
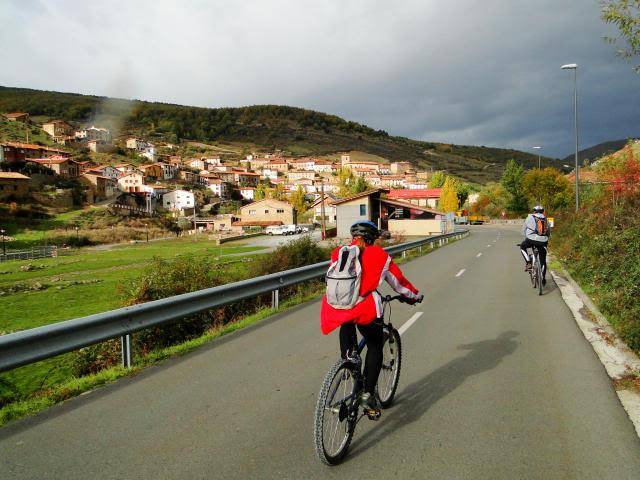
[339,321,384,395]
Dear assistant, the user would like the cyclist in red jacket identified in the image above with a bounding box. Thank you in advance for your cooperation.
[321,221,422,418]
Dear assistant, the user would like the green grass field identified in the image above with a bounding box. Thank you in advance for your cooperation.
[0,237,265,404]
[0,236,263,333]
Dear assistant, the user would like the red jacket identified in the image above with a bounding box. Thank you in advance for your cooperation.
[320,242,420,334]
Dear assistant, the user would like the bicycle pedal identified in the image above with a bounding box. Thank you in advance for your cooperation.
[364,408,381,421]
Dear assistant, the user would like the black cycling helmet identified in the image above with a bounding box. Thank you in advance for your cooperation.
[533,205,545,213]
[350,220,380,244]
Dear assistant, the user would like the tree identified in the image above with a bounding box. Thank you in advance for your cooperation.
[290,185,308,214]
[521,168,574,213]
[428,170,446,188]
[601,0,640,72]
[177,217,191,234]
[438,176,460,212]
[255,183,267,201]
[456,181,471,207]
[271,183,286,201]
[501,160,528,215]
[337,167,355,197]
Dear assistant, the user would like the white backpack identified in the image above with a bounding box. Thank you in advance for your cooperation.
[325,245,363,309]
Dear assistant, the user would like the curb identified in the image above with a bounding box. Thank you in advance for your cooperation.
[550,267,640,438]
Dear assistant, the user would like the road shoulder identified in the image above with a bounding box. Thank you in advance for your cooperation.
[550,266,640,438]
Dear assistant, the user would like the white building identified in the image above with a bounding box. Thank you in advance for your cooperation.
[126,138,151,151]
[207,179,231,198]
[189,158,206,170]
[262,167,280,181]
[75,126,112,142]
[117,172,145,193]
[163,190,195,212]
[239,186,255,201]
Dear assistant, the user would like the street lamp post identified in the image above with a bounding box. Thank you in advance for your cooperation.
[533,146,542,169]
[1,229,5,257]
[561,63,579,211]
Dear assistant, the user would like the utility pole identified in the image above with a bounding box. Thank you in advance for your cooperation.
[320,181,327,240]
[1,228,6,257]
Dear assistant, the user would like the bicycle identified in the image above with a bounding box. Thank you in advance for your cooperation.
[313,294,421,465]
[519,243,544,296]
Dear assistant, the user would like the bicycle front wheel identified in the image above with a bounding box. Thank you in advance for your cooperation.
[314,360,358,465]
[377,327,402,408]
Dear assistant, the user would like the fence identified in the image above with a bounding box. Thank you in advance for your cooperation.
[0,230,469,373]
[0,245,58,262]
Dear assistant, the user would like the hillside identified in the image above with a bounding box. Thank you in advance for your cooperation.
[561,139,638,165]
[0,85,560,183]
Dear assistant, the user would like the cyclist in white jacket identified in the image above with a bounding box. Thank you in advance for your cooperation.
[520,205,550,285]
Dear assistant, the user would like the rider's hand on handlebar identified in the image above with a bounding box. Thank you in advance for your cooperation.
[400,293,424,305]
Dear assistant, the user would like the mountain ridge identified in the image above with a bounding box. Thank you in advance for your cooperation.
[0,85,560,183]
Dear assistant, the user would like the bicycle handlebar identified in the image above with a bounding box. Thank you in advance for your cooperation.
[382,293,424,304]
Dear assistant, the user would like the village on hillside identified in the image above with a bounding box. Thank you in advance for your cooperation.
[0,111,468,250]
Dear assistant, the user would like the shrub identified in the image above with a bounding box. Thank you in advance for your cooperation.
[72,239,332,375]
[553,144,640,352]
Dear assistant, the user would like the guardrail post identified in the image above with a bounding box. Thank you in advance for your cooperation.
[121,334,132,368]
[419,245,422,253]
[402,250,407,259]
[272,289,279,310]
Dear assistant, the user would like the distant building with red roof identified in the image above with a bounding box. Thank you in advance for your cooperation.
[387,188,442,208]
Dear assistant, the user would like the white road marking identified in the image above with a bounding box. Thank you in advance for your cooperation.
[455,268,466,277]
[487,244,492,248]
[476,252,482,257]
[398,312,424,336]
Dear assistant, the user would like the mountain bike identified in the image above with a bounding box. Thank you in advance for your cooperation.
[313,294,420,465]
[520,243,544,295]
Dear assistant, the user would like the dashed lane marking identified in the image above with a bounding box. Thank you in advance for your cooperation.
[455,269,466,277]
[398,312,424,336]
[476,253,482,257]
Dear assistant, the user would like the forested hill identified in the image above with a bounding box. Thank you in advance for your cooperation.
[0,85,558,183]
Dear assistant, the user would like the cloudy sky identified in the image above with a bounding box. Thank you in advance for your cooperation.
[1,0,638,157]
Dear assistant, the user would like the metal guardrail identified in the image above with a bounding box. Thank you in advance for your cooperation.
[0,230,468,373]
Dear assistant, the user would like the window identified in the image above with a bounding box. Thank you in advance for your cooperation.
[277,209,284,213]
[265,209,269,214]
[359,204,366,216]
[249,210,256,215]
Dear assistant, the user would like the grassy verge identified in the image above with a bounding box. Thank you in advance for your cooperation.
[0,232,468,427]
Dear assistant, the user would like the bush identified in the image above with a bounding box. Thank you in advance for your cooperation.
[553,144,640,352]
[72,239,332,375]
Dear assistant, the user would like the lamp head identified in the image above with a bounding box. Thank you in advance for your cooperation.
[561,63,578,69]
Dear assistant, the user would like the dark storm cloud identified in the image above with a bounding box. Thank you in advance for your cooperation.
[1,0,637,157]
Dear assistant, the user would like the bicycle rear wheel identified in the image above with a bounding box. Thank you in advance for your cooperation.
[314,360,358,465]
[537,259,543,295]
[377,327,402,408]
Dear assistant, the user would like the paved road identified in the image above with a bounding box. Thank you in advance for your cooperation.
[2,226,639,479]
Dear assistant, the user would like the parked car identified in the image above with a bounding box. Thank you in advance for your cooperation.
[265,225,286,235]
[281,224,298,235]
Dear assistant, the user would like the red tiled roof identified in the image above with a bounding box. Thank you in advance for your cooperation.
[387,188,442,199]
[3,142,67,153]
[29,156,74,165]
[3,112,28,118]
[331,189,384,205]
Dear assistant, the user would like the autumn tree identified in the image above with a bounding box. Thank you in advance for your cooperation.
[438,176,460,212]
[601,0,640,72]
[428,170,446,188]
[270,184,286,201]
[290,185,308,213]
[521,167,574,212]
[255,183,267,201]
